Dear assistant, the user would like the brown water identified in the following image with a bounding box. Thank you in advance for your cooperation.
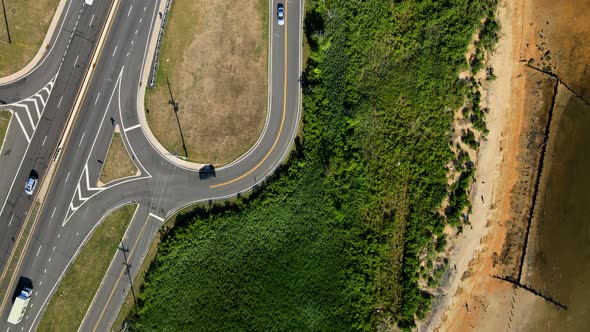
[523,87,590,331]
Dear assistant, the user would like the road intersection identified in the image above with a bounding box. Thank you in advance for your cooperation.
[0,0,302,330]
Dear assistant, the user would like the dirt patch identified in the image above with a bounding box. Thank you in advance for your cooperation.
[427,0,590,331]
[0,0,58,77]
[145,0,268,165]
[99,128,138,185]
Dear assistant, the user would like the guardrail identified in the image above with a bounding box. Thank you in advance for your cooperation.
[148,0,172,88]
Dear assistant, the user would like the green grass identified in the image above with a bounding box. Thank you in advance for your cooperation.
[0,0,59,77]
[0,111,11,149]
[37,204,137,332]
[110,203,200,331]
[130,0,497,330]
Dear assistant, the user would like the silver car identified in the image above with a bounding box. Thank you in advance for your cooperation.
[277,3,285,26]
[25,176,37,196]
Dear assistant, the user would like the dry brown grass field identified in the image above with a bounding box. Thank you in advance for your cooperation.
[145,0,268,165]
[99,130,138,184]
[0,0,58,76]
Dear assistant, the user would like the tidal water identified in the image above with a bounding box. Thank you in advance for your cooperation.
[524,90,590,331]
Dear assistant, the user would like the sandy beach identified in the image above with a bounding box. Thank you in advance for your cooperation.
[421,0,590,330]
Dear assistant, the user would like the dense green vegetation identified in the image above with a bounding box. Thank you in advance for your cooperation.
[131,0,496,330]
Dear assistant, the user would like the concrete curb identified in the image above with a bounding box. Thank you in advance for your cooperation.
[135,0,204,170]
[0,0,70,85]
[135,0,274,171]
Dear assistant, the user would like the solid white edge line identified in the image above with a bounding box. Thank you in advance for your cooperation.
[157,0,305,222]
[0,75,58,218]
[77,204,142,332]
[216,0,274,171]
[77,183,86,202]
[30,202,139,332]
[63,69,124,227]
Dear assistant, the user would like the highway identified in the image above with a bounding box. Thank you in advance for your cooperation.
[0,0,302,330]
[0,0,112,283]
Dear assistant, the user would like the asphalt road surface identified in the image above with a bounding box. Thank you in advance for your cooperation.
[0,0,112,286]
[0,0,302,330]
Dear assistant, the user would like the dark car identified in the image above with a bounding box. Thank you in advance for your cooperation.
[277,3,285,26]
[199,165,216,180]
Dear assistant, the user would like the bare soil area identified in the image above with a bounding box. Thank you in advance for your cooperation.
[145,0,268,165]
[427,0,590,331]
[0,0,58,76]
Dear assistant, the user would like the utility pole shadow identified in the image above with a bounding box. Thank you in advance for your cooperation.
[166,75,188,158]
[119,244,138,312]
[1,0,11,44]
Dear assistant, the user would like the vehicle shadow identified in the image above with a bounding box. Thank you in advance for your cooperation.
[11,276,33,302]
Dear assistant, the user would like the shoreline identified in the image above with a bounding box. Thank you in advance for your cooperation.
[421,1,527,330]
[427,0,590,330]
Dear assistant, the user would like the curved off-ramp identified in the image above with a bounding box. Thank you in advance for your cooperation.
[0,0,303,331]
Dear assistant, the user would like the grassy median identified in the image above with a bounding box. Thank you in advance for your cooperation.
[99,131,138,185]
[0,110,11,149]
[145,0,268,165]
[0,0,59,77]
[37,204,138,332]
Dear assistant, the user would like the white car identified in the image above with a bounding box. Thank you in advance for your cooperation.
[25,175,38,196]
[277,3,285,26]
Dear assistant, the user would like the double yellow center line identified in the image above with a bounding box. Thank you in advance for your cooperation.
[210,0,289,189]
